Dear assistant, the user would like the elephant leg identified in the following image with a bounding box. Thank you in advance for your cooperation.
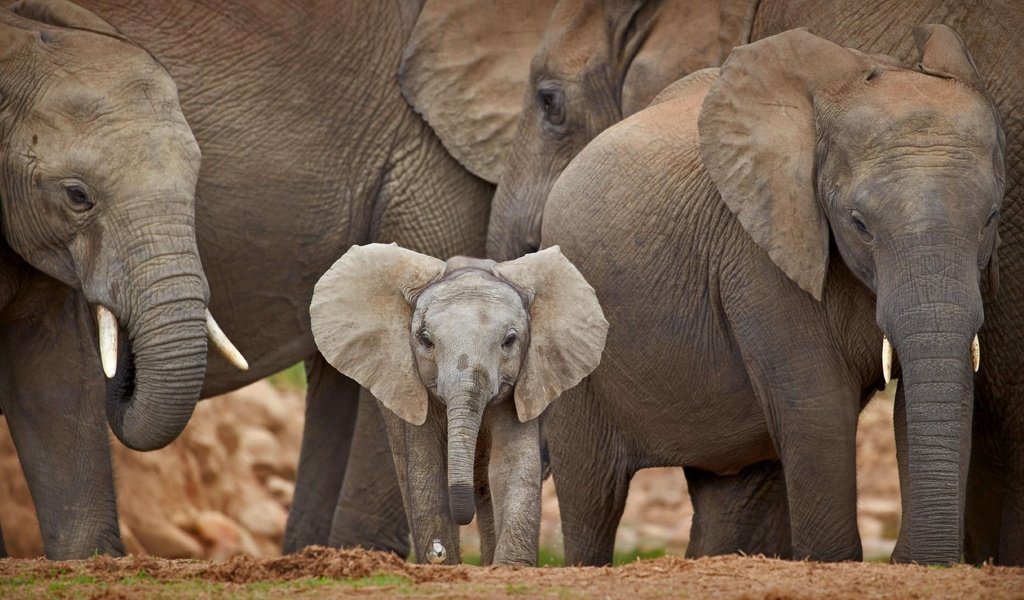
[546,379,631,566]
[328,389,409,555]
[964,391,1004,564]
[377,396,459,564]
[0,522,6,558]
[283,354,359,553]
[684,460,792,558]
[0,284,122,558]
[474,427,497,566]
[486,399,541,566]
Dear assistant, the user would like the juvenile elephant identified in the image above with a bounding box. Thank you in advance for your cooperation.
[541,26,1003,565]
[0,0,496,558]
[309,244,607,565]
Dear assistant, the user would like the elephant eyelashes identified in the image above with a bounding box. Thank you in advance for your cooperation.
[417,330,435,351]
[537,87,566,127]
[851,213,871,239]
[64,184,94,211]
[502,330,518,352]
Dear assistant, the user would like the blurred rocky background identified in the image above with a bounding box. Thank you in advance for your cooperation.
[0,369,900,561]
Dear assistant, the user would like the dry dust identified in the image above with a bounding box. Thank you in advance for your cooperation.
[1,547,1022,599]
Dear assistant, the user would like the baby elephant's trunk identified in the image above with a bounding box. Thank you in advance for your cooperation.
[445,377,488,525]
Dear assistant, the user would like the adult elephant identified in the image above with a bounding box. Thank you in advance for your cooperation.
[542,26,1003,564]
[0,4,251,558]
[2,0,551,560]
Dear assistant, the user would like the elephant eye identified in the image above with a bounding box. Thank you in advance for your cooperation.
[64,184,94,211]
[537,87,566,127]
[502,330,518,351]
[987,210,1000,227]
[417,331,434,351]
[851,212,871,239]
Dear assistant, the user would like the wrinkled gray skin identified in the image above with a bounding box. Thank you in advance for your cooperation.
[542,27,1003,566]
[489,0,1024,566]
[0,7,207,557]
[1,0,491,559]
[752,0,1024,568]
[309,245,607,564]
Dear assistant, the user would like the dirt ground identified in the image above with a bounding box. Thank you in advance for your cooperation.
[1,546,1022,599]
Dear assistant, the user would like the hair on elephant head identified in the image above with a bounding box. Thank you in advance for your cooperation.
[698,25,1003,563]
[398,0,759,261]
[0,0,247,451]
[310,244,607,531]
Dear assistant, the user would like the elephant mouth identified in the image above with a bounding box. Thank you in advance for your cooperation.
[104,327,136,409]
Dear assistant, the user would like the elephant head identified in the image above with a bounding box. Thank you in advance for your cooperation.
[0,1,246,451]
[398,0,759,261]
[310,244,607,527]
[698,26,1004,563]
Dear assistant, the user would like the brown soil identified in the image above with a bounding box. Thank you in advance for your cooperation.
[1,547,1022,599]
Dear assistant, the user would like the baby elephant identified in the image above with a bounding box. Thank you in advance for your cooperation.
[310,243,607,565]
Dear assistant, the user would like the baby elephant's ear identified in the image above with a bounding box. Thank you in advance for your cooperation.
[10,0,126,39]
[310,244,446,426]
[493,246,609,422]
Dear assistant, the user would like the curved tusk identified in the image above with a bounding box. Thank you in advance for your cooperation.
[206,310,249,371]
[97,305,119,379]
[972,335,981,373]
[882,335,893,385]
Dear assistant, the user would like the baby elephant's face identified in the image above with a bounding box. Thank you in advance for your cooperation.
[410,270,530,404]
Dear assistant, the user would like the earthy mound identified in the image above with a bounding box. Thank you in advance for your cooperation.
[1,549,1022,599]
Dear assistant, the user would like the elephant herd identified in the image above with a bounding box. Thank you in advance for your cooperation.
[0,0,1021,569]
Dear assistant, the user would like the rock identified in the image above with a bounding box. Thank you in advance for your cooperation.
[235,498,288,539]
[266,476,295,506]
[130,520,202,558]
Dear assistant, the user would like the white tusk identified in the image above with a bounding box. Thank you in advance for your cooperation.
[882,335,893,385]
[97,305,119,379]
[206,310,249,371]
[972,335,981,373]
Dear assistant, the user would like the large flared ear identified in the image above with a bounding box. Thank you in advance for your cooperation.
[9,0,126,39]
[493,246,608,422]
[310,244,446,426]
[621,0,758,116]
[399,0,556,183]
[698,29,872,301]
[912,24,984,89]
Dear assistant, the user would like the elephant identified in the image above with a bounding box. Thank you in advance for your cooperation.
[539,26,1003,565]
[750,0,1024,569]
[0,2,257,557]
[401,0,797,559]
[0,0,498,559]
[308,244,607,564]
[471,0,1024,565]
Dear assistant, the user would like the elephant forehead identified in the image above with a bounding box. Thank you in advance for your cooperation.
[836,71,999,152]
[415,272,528,325]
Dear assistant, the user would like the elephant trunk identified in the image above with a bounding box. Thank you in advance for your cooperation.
[105,227,210,452]
[878,234,982,564]
[444,377,488,526]
[487,181,544,262]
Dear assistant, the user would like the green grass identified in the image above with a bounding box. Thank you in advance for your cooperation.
[267,362,307,392]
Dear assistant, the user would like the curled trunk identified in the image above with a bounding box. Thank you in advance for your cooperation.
[106,261,209,452]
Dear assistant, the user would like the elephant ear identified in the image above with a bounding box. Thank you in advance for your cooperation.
[912,24,984,89]
[310,244,446,426]
[399,0,556,183]
[621,0,758,116]
[9,0,126,39]
[493,246,608,423]
[698,29,872,301]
